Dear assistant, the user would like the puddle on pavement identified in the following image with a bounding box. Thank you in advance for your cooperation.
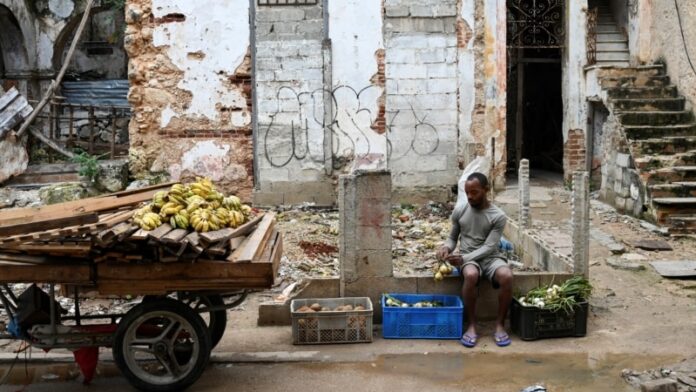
[356,352,679,391]
[0,352,681,391]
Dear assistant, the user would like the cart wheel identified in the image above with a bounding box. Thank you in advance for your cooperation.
[181,294,227,350]
[113,298,211,392]
[146,294,228,349]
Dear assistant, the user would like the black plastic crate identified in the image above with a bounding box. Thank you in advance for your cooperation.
[510,298,588,341]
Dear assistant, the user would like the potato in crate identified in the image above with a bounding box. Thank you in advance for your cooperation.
[382,294,463,339]
[290,297,373,345]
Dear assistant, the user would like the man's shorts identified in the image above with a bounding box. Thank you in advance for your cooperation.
[460,257,509,289]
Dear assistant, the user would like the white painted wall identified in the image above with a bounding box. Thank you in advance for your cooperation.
[329,0,386,167]
[151,0,250,125]
[562,0,588,138]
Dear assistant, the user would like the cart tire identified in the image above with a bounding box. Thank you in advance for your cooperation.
[113,298,211,392]
[146,294,228,349]
[198,294,226,349]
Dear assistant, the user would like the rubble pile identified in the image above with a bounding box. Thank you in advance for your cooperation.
[623,358,696,392]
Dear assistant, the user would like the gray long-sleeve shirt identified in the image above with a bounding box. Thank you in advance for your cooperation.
[444,202,507,262]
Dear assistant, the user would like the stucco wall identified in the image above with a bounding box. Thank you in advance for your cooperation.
[120,0,509,205]
[648,0,696,110]
[125,0,254,199]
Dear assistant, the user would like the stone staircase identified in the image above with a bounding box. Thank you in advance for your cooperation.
[600,65,696,234]
[594,5,629,66]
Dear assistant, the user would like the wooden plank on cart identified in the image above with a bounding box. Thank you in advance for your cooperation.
[128,229,150,241]
[147,223,174,241]
[0,188,159,225]
[198,214,264,247]
[95,260,275,295]
[233,213,275,263]
[0,242,92,257]
[183,231,204,254]
[0,262,92,284]
[160,229,188,245]
[227,235,251,262]
[0,213,99,237]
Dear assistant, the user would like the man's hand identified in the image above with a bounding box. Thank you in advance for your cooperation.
[446,254,464,267]
[436,246,451,261]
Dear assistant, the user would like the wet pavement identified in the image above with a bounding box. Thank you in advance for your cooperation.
[0,352,679,391]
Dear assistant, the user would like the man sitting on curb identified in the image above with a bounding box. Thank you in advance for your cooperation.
[436,172,513,348]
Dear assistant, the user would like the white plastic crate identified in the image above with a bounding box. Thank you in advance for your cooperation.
[290,297,373,345]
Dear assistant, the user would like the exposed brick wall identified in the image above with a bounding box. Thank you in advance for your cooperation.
[371,48,386,135]
[564,129,587,179]
[125,0,254,197]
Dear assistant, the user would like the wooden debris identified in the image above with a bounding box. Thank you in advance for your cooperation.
[233,213,276,263]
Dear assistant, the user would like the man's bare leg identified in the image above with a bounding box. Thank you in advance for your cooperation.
[494,266,513,335]
[462,265,480,338]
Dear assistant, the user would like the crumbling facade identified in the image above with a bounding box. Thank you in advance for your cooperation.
[123,0,507,203]
[4,0,696,220]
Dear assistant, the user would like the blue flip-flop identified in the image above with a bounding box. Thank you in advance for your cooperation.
[494,332,511,347]
[460,333,478,348]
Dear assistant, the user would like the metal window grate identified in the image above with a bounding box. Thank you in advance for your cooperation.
[258,0,318,5]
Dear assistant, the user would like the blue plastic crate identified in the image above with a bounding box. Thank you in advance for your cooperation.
[382,294,463,339]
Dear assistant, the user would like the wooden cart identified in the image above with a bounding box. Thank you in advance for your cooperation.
[0,185,282,391]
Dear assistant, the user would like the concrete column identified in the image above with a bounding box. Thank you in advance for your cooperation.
[571,171,590,277]
[518,158,531,229]
[339,170,393,297]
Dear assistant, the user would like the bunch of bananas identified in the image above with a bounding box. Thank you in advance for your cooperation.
[228,209,245,228]
[190,208,225,232]
[170,210,190,229]
[223,195,242,211]
[132,177,252,232]
[433,261,455,282]
[159,201,184,218]
[138,212,162,231]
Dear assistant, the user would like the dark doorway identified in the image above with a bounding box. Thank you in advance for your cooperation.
[506,0,565,174]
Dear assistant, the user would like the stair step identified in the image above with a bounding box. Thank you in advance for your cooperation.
[597,32,627,41]
[612,97,685,112]
[597,51,630,61]
[601,75,670,89]
[666,215,696,234]
[649,182,696,198]
[625,123,696,139]
[620,111,693,126]
[607,85,678,99]
[646,166,696,184]
[598,65,665,78]
[597,25,621,33]
[652,197,696,205]
[596,61,631,67]
[633,136,696,155]
[597,42,629,51]
[634,151,696,170]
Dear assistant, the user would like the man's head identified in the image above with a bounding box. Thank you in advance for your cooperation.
[464,172,490,209]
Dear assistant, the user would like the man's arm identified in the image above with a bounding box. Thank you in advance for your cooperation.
[439,205,464,260]
[461,215,506,262]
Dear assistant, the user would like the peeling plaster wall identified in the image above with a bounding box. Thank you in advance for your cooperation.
[471,0,506,188]
[125,0,254,199]
[456,0,475,167]
[562,0,588,177]
[648,0,696,110]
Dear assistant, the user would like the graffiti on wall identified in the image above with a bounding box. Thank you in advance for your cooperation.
[261,84,441,169]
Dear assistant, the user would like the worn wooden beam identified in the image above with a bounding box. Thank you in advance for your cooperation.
[0,213,99,237]
[233,213,275,263]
